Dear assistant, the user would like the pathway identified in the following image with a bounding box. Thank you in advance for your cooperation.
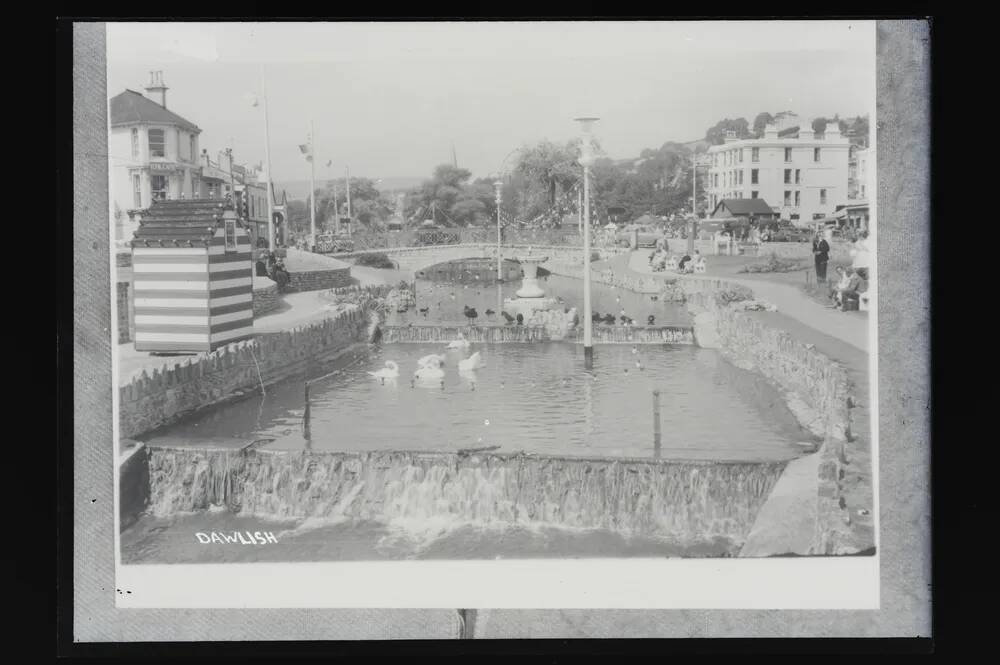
[618,251,870,352]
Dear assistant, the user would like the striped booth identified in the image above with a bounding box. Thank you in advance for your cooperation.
[130,199,254,353]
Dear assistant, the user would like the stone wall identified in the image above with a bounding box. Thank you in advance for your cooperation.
[285,267,353,292]
[116,281,132,343]
[118,440,149,531]
[118,308,368,439]
[674,277,863,555]
[379,323,694,345]
[252,278,281,316]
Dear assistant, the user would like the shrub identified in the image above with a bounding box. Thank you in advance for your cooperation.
[354,252,396,269]
[591,251,602,263]
[738,252,804,274]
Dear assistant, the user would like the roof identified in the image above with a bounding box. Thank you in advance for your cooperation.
[130,199,235,247]
[110,90,201,133]
[713,198,776,216]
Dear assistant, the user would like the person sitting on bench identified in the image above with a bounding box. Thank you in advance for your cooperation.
[677,253,693,272]
[839,268,864,310]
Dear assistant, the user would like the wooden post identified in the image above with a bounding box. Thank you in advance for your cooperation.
[302,382,311,440]
[652,389,661,453]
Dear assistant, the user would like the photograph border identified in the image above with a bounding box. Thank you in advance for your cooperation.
[65,17,930,643]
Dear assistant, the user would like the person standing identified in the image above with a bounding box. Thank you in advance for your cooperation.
[812,230,830,282]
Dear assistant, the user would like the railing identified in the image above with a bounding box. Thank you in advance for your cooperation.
[328,227,617,253]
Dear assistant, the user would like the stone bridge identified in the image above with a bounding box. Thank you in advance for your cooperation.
[331,243,627,277]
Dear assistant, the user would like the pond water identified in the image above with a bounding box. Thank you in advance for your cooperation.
[142,343,814,462]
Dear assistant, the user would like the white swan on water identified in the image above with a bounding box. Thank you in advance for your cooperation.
[414,363,445,380]
[446,333,470,350]
[458,351,484,371]
[368,361,399,379]
[418,353,446,368]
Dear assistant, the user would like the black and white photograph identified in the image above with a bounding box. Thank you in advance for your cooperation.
[64,17,931,640]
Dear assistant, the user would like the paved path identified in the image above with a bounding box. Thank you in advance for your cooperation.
[617,251,870,352]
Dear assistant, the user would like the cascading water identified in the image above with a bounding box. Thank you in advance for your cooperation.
[146,446,787,549]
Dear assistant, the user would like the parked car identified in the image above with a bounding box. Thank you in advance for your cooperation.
[763,225,812,243]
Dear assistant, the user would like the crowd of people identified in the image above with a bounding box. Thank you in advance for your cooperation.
[647,238,706,274]
[819,229,871,311]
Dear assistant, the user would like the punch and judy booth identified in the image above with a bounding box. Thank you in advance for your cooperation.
[131,198,254,353]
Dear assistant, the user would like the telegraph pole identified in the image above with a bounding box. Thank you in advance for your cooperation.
[260,66,275,252]
[309,120,317,247]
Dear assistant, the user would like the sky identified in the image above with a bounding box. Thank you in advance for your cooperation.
[106,21,875,184]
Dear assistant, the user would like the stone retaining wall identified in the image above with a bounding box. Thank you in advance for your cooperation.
[285,267,353,292]
[379,323,694,345]
[118,309,368,439]
[252,279,281,316]
[674,277,863,555]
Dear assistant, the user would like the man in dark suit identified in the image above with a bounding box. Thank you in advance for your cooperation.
[812,231,830,282]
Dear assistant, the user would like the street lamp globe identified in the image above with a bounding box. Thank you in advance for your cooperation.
[574,117,600,167]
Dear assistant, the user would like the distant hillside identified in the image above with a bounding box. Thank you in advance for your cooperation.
[275,176,425,201]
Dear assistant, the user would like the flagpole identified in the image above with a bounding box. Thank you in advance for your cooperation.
[345,165,352,220]
[260,65,275,253]
[309,120,317,248]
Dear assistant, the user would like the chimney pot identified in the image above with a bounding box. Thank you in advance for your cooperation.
[144,70,169,109]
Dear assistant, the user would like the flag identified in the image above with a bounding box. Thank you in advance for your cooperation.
[299,144,312,162]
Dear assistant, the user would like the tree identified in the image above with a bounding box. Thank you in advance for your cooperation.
[704,117,751,145]
[752,112,775,137]
[514,139,581,212]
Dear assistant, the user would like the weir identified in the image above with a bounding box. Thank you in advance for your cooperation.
[379,324,695,344]
[146,445,787,547]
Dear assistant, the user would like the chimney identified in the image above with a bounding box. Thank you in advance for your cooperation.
[764,123,779,139]
[825,119,842,138]
[144,70,169,108]
[724,129,739,143]
[799,120,815,141]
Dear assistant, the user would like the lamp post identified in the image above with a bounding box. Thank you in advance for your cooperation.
[494,179,504,282]
[574,116,599,369]
[255,66,275,252]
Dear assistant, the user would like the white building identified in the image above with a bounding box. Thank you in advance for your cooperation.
[705,118,850,226]
[109,72,202,241]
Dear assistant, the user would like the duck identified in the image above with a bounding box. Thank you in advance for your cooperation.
[591,311,602,323]
[417,353,446,368]
[485,308,495,317]
[446,333,471,350]
[647,315,655,325]
[631,346,638,355]
[515,313,524,325]
[635,359,644,371]
[602,313,616,325]
[458,351,484,371]
[501,311,515,324]
[418,306,430,316]
[367,360,399,379]
[463,305,479,324]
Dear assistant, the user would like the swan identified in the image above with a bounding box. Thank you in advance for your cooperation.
[458,352,484,371]
[368,360,399,379]
[446,333,470,350]
[414,362,445,379]
[417,353,446,368]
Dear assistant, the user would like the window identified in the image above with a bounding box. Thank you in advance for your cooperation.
[130,128,139,160]
[861,184,866,198]
[224,220,237,252]
[132,174,141,208]
[784,191,791,206]
[713,174,719,188]
[189,136,196,162]
[795,169,801,184]
[249,195,254,219]
[751,147,759,162]
[751,169,759,185]
[739,170,744,185]
[794,191,801,207]
[784,147,792,162]
[175,130,181,160]
[751,191,759,199]
[814,148,821,162]
[148,128,165,158]
[150,175,168,201]
[739,149,744,163]
[820,189,827,205]
[784,169,792,184]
